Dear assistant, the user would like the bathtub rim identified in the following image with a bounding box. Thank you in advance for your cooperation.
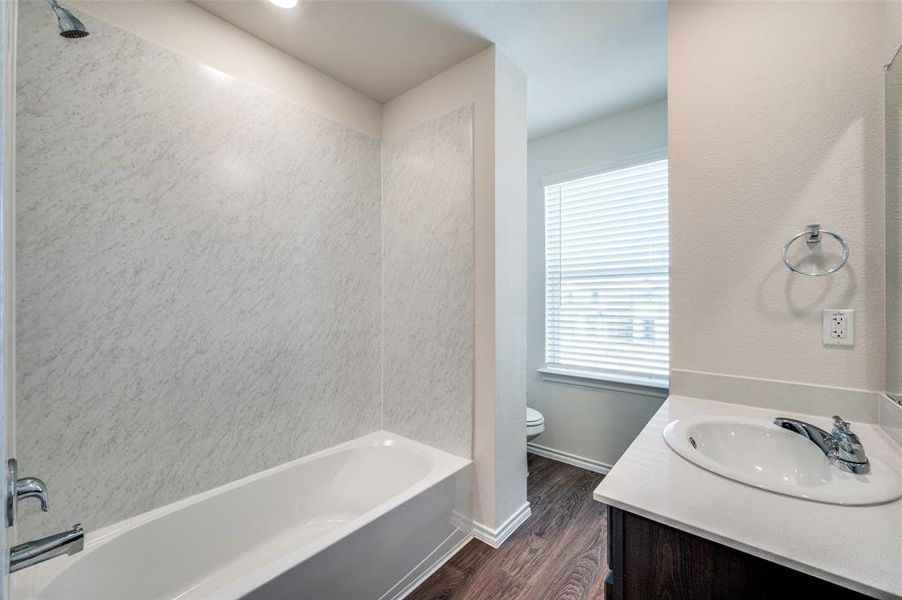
[12,430,472,600]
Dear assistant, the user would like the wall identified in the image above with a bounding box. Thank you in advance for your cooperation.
[887,0,902,67]
[383,49,497,528]
[0,0,13,587]
[491,51,529,529]
[888,41,902,400]
[16,1,382,536]
[383,48,529,535]
[20,0,525,542]
[382,105,475,458]
[70,0,381,138]
[526,101,668,469]
[669,1,885,392]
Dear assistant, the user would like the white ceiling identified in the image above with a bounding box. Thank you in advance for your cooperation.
[193,0,667,139]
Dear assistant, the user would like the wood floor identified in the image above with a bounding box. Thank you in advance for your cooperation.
[407,454,608,600]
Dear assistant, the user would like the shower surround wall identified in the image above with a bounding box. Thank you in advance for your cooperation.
[16,3,383,535]
[16,2,476,539]
[382,107,475,458]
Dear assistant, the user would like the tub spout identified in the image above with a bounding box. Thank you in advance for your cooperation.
[10,524,84,573]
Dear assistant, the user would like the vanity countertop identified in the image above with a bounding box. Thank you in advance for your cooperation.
[593,395,902,599]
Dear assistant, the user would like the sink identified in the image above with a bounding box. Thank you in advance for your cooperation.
[662,416,902,505]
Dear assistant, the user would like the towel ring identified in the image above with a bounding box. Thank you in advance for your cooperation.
[781,224,849,276]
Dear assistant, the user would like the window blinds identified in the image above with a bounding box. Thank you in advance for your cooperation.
[544,158,669,387]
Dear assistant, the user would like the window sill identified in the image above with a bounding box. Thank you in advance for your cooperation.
[537,365,669,399]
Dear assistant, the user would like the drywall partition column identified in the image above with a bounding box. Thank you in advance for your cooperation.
[16,2,382,537]
[382,47,530,538]
[669,1,885,392]
[526,101,668,469]
[491,51,529,536]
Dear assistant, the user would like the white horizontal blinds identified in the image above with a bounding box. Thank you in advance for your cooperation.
[545,159,669,387]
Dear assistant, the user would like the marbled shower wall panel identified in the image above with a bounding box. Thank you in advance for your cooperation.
[16,2,381,536]
[382,106,475,458]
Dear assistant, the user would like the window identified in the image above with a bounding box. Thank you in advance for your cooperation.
[543,157,669,389]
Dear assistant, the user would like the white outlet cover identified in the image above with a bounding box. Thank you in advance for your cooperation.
[823,309,854,346]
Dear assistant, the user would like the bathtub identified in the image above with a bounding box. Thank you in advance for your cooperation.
[12,431,473,600]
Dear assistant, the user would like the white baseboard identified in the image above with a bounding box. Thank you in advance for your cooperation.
[385,528,472,600]
[527,442,613,475]
[472,501,532,548]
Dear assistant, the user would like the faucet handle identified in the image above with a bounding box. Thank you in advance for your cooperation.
[832,415,852,434]
[16,477,49,513]
[6,459,49,527]
[829,416,869,473]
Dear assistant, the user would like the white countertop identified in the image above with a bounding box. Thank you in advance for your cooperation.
[593,395,902,599]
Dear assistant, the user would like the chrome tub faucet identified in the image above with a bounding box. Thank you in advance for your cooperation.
[6,459,85,572]
[773,415,870,474]
[10,524,84,573]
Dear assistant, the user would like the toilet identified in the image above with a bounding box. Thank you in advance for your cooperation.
[526,407,545,442]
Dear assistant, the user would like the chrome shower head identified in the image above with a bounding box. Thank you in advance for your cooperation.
[47,0,89,39]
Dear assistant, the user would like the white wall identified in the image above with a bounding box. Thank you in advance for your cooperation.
[669,1,885,392]
[70,0,381,138]
[889,27,902,399]
[383,48,529,534]
[526,100,667,469]
[887,0,902,66]
[492,51,528,526]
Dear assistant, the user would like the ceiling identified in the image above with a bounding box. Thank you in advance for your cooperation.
[193,0,667,139]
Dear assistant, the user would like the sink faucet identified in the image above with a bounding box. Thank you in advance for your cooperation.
[773,415,870,474]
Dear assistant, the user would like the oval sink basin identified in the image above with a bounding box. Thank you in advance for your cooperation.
[662,416,902,505]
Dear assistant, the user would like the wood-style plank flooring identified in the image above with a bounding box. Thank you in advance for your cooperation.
[407,454,607,600]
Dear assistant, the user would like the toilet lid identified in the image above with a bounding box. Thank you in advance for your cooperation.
[526,407,544,425]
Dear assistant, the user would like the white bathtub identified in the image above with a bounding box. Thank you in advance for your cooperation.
[12,431,473,600]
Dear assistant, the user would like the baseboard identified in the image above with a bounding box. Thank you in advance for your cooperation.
[385,528,472,600]
[527,442,613,475]
[472,501,532,548]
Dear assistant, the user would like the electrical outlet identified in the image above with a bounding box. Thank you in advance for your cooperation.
[823,309,854,346]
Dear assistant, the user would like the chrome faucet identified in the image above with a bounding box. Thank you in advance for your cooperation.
[10,524,84,572]
[6,459,85,572]
[773,415,870,474]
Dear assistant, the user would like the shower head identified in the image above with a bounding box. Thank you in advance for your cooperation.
[47,0,89,39]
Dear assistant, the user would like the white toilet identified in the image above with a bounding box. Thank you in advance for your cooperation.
[526,407,545,442]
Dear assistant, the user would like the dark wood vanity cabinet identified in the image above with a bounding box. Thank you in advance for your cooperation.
[605,506,873,600]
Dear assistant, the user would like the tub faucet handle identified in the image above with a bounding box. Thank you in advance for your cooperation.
[16,476,49,512]
[6,459,49,528]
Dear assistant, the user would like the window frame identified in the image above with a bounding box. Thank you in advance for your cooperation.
[540,148,670,395]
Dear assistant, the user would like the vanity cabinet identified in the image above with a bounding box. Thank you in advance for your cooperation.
[605,506,872,599]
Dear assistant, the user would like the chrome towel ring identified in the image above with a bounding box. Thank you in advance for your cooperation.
[781,224,849,276]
